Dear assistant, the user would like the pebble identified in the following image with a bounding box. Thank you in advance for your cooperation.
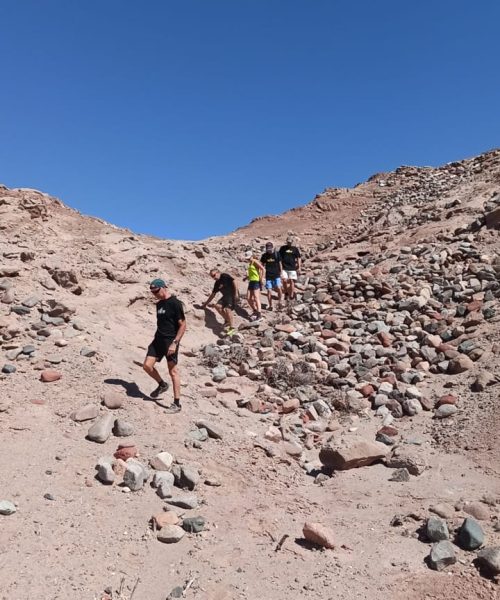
[152,511,179,528]
[434,404,458,418]
[195,420,223,439]
[2,364,16,374]
[96,457,115,484]
[150,451,174,471]
[388,468,410,482]
[165,493,199,509]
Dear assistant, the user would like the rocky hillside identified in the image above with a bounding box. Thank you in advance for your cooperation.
[0,150,499,600]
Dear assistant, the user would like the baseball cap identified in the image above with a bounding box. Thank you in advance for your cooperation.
[265,242,273,249]
[286,236,293,244]
[149,278,167,290]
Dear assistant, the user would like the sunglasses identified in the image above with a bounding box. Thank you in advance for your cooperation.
[150,288,161,294]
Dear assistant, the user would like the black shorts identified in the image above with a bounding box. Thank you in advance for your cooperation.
[217,294,235,310]
[146,336,179,364]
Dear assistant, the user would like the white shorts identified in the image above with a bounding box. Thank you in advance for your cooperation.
[281,270,297,280]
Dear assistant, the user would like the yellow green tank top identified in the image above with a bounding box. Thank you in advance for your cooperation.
[248,261,260,282]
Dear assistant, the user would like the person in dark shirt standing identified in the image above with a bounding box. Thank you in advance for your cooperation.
[143,278,186,413]
[279,236,302,301]
[260,241,284,311]
[201,268,238,335]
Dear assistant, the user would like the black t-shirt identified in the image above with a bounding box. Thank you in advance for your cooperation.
[260,251,282,279]
[155,296,185,338]
[279,245,301,270]
[212,273,235,297]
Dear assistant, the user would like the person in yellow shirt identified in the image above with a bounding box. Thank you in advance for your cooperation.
[245,250,264,321]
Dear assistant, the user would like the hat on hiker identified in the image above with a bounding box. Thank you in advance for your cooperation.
[265,242,273,249]
[286,236,293,244]
[149,278,167,290]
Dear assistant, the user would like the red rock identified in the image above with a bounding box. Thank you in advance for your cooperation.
[282,398,300,414]
[359,384,375,397]
[377,331,393,347]
[466,300,483,313]
[420,397,435,411]
[380,374,397,385]
[31,399,46,405]
[377,425,398,437]
[319,438,389,470]
[275,324,296,334]
[113,446,138,461]
[320,330,336,339]
[40,369,61,383]
[436,394,458,407]
[303,522,335,549]
[153,511,179,528]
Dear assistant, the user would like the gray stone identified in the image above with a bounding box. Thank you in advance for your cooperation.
[22,344,36,355]
[426,516,449,542]
[182,516,206,533]
[157,524,185,544]
[388,468,410,482]
[96,457,115,484]
[22,296,40,308]
[87,413,114,443]
[434,404,458,418]
[113,419,134,437]
[211,365,227,382]
[5,349,21,361]
[385,448,427,475]
[477,546,500,575]
[123,459,149,491]
[180,466,200,490]
[2,364,16,374]
[150,451,174,471]
[188,428,208,442]
[70,404,99,422]
[165,493,199,509]
[155,472,175,498]
[457,517,484,550]
[0,500,16,515]
[195,420,222,439]
[429,540,456,571]
[80,347,96,357]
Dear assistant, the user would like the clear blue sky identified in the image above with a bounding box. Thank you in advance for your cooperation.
[1,1,499,240]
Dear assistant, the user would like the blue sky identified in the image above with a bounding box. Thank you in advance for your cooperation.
[1,1,499,240]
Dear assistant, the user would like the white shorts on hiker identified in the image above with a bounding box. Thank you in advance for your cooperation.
[281,270,297,280]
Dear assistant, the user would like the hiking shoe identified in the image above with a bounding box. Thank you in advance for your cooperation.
[165,403,181,414]
[226,327,236,336]
[150,381,169,398]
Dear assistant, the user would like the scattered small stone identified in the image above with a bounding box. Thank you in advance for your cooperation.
[195,420,222,439]
[80,347,96,357]
[463,501,490,521]
[434,404,458,418]
[96,457,115,484]
[319,438,389,470]
[150,451,174,471]
[152,511,179,528]
[44,493,55,501]
[165,493,199,509]
[2,364,16,374]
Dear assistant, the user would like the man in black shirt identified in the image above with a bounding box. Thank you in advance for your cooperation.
[279,237,302,301]
[143,278,186,413]
[260,241,284,311]
[201,268,238,335]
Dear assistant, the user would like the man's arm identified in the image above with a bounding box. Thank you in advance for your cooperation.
[296,249,302,273]
[202,292,216,308]
[167,318,186,355]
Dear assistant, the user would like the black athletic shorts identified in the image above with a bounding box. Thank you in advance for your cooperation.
[218,293,235,310]
[146,336,179,364]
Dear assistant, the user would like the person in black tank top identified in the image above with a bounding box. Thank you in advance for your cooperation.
[143,278,186,413]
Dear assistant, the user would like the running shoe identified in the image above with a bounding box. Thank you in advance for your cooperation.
[165,403,181,413]
[150,381,169,398]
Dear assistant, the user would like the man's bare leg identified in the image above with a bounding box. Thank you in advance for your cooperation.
[143,356,162,383]
[267,288,273,310]
[167,361,181,399]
